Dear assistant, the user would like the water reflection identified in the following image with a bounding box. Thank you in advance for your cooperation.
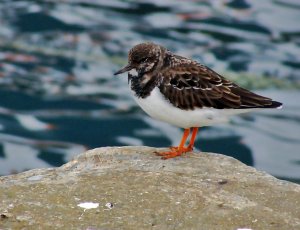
[0,0,299,182]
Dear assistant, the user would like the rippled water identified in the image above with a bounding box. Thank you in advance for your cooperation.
[0,0,299,182]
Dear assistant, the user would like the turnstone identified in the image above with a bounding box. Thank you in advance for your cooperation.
[114,42,282,159]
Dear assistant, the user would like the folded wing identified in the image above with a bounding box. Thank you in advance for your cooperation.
[159,62,282,110]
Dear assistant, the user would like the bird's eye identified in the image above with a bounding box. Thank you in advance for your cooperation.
[139,57,148,63]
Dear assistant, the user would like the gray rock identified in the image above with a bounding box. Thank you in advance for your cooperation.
[0,146,299,229]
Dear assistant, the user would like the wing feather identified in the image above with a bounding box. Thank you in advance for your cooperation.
[158,61,276,110]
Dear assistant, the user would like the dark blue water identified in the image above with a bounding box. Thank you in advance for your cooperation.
[0,0,299,183]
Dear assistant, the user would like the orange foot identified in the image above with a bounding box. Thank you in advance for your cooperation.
[155,146,193,160]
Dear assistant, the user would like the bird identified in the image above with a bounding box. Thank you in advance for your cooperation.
[114,42,282,159]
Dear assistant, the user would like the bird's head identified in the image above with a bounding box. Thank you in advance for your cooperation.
[114,42,164,76]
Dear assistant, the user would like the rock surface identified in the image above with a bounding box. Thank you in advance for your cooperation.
[0,146,299,230]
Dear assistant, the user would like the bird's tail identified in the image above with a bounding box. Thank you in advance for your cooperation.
[262,100,283,109]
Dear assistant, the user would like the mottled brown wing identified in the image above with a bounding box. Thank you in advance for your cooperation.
[158,63,276,110]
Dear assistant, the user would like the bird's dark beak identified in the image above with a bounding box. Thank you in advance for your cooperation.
[114,64,133,75]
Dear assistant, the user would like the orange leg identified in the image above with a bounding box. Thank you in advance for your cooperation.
[156,129,191,159]
[187,127,199,150]
[178,128,190,149]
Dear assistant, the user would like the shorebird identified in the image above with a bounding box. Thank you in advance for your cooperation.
[114,42,282,159]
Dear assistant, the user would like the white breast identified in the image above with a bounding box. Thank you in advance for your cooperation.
[130,87,251,128]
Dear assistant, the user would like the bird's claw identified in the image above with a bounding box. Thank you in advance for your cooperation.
[155,146,193,160]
